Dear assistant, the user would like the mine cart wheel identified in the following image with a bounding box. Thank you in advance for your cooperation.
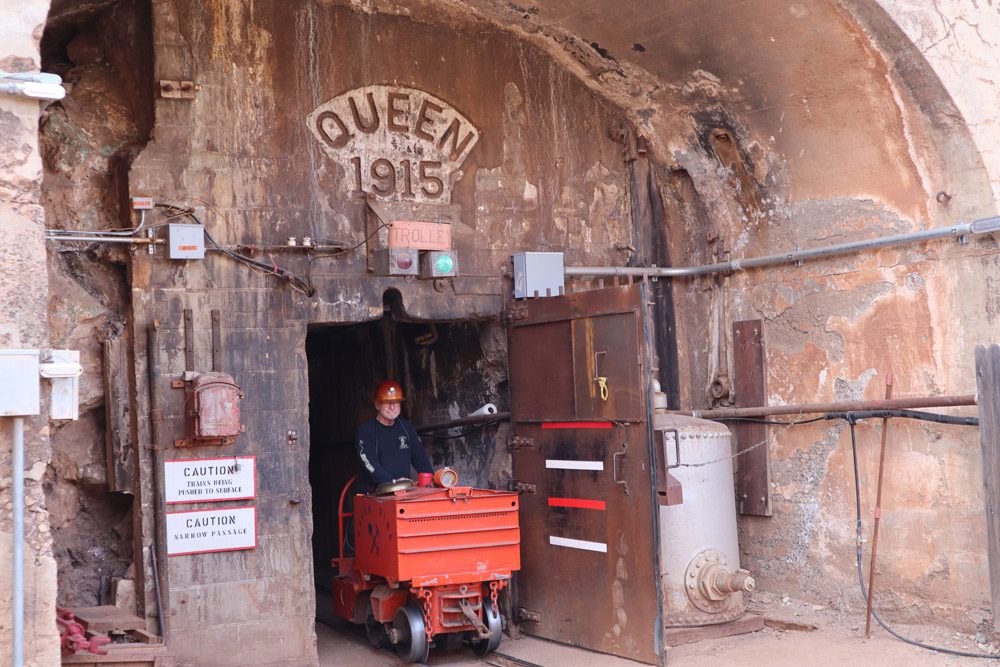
[393,601,430,664]
[471,602,503,657]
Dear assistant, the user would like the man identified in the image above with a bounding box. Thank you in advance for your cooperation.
[356,379,433,487]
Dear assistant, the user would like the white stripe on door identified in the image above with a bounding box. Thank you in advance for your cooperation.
[545,459,604,471]
[549,536,608,553]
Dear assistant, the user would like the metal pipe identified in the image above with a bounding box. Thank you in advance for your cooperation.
[565,217,1000,279]
[866,374,893,637]
[12,416,24,667]
[44,235,161,244]
[677,394,976,420]
[416,412,510,434]
[146,322,169,640]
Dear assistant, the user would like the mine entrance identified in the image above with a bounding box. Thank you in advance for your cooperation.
[306,310,508,627]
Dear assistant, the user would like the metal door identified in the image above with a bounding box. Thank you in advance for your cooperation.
[508,283,663,665]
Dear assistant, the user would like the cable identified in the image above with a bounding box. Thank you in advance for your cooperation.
[716,408,989,656]
[828,409,977,427]
[424,418,504,440]
[715,415,828,426]
[156,203,316,296]
[845,417,1000,659]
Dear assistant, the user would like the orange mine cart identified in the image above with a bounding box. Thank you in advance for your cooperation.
[331,477,520,663]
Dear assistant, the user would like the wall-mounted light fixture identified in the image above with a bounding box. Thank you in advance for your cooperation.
[0,71,66,101]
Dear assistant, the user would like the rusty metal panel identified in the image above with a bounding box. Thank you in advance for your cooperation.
[571,313,643,420]
[509,284,661,664]
[509,320,574,421]
[732,320,771,516]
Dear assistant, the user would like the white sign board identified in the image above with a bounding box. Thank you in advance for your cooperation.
[166,506,257,556]
[164,456,256,504]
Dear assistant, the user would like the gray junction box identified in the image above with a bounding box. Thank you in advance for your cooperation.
[512,252,565,299]
[168,223,206,259]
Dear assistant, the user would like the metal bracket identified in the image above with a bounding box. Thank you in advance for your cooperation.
[518,607,542,623]
[501,305,529,323]
[159,80,199,99]
[513,481,536,495]
[663,428,681,469]
[508,435,535,451]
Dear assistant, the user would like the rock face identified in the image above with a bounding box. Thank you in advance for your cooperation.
[0,2,60,666]
[6,0,1000,665]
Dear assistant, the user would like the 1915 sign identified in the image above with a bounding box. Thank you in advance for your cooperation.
[307,86,480,204]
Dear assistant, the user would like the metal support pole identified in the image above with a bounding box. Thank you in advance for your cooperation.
[676,394,976,420]
[12,415,24,667]
[865,374,893,637]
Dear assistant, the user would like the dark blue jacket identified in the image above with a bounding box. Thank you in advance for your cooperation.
[356,416,433,486]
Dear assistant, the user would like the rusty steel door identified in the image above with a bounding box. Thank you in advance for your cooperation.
[508,283,664,665]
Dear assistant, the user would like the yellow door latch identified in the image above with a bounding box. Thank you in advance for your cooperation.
[594,351,609,401]
[595,376,609,401]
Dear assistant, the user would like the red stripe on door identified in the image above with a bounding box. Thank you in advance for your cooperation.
[541,421,613,430]
[548,497,607,511]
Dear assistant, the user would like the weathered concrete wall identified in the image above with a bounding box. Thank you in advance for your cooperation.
[125,2,634,664]
[0,1,60,665]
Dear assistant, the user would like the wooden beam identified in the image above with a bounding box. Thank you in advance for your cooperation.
[976,344,1000,632]
[103,336,134,494]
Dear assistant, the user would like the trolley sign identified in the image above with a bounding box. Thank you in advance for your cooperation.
[166,506,257,556]
[164,456,256,504]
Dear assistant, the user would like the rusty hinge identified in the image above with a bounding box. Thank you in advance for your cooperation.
[159,80,199,99]
[507,435,535,452]
[501,305,529,323]
[513,481,536,495]
[518,607,542,623]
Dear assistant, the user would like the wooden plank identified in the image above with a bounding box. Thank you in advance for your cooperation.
[61,642,171,665]
[103,337,135,493]
[976,344,1000,632]
[732,320,771,516]
[662,613,765,646]
[182,309,194,371]
[68,605,145,633]
[211,309,222,371]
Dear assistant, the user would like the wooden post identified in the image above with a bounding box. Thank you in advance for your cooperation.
[976,344,1000,632]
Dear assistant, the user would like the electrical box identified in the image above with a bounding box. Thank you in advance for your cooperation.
[420,250,458,279]
[40,349,82,420]
[512,252,564,299]
[374,248,420,276]
[0,350,40,416]
[182,372,243,446]
[168,223,205,259]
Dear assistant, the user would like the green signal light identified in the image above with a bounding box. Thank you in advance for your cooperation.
[434,254,455,274]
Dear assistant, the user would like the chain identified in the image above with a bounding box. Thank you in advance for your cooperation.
[416,588,433,640]
[489,580,503,608]
[672,437,768,468]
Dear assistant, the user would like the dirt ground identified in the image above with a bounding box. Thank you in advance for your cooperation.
[316,592,1000,666]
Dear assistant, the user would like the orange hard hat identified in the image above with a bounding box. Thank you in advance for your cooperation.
[373,380,405,403]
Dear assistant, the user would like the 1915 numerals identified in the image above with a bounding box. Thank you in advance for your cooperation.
[350,157,444,199]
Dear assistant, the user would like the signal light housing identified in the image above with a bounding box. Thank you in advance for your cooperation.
[420,250,458,279]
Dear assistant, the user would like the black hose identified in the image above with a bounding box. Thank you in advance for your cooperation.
[846,418,1000,659]
[829,409,978,426]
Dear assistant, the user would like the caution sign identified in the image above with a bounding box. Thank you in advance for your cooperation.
[164,456,256,504]
[166,506,257,556]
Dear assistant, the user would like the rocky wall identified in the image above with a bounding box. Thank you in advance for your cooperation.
[0,1,59,665]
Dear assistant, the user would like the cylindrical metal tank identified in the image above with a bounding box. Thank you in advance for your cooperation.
[654,413,754,626]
